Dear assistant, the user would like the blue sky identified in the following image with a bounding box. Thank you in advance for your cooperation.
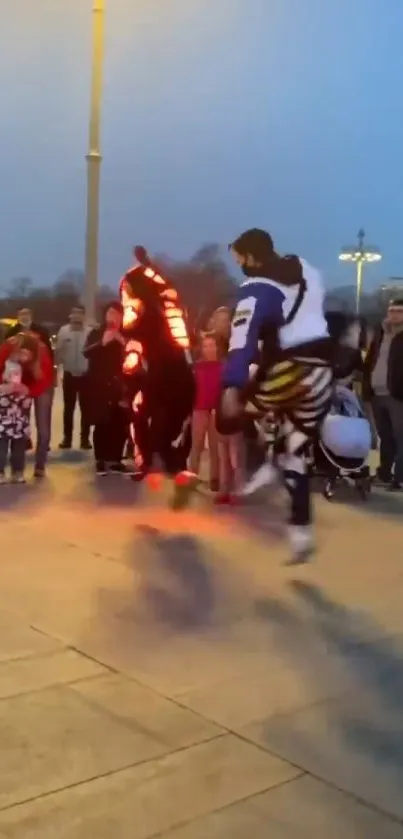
[1,0,402,291]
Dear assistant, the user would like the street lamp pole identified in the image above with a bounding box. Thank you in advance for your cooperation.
[339,229,382,316]
[355,254,363,315]
[84,0,105,324]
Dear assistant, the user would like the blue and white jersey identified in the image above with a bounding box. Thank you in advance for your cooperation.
[223,259,329,389]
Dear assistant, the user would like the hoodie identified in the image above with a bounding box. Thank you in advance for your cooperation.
[223,256,329,389]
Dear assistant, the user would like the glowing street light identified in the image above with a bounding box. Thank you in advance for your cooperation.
[84,0,105,324]
[339,228,382,315]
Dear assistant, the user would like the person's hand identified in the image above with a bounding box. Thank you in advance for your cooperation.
[103,330,125,346]
[221,387,241,420]
[12,382,29,396]
[102,330,115,345]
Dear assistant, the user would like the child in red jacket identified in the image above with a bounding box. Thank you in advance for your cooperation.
[0,333,53,483]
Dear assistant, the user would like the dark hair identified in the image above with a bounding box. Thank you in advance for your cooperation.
[229,228,274,262]
[133,245,151,267]
[103,301,123,317]
[389,298,403,308]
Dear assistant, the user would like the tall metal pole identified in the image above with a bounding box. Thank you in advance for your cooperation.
[356,258,363,315]
[84,0,105,324]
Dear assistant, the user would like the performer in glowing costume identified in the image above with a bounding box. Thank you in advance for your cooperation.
[120,246,195,502]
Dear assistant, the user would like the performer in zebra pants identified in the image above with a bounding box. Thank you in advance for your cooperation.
[219,229,333,564]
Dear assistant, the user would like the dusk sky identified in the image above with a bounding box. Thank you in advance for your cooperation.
[1,0,403,291]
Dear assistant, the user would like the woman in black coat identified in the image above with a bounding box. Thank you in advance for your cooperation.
[84,302,128,475]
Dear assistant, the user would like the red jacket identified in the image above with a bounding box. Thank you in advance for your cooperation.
[0,340,54,398]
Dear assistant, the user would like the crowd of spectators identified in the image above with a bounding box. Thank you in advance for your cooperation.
[1,298,403,492]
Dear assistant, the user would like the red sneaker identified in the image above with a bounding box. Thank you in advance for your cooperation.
[171,471,199,510]
[214,493,231,505]
[146,472,163,492]
[228,493,241,506]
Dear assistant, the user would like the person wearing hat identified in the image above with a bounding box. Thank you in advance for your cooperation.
[219,228,332,564]
[363,299,403,490]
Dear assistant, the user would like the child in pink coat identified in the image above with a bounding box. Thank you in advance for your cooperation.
[190,332,244,502]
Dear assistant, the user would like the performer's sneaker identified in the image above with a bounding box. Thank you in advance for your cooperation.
[239,462,278,497]
[284,525,315,566]
[171,471,199,510]
[130,470,147,483]
[108,462,129,475]
[146,472,163,492]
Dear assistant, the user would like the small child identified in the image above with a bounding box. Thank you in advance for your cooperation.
[189,332,221,490]
[0,333,50,483]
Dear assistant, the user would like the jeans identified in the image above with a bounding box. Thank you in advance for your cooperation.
[34,388,53,469]
[0,437,26,474]
[62,373,90,444]
[372,394,403,482]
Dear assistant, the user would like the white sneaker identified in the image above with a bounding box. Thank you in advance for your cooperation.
[11,473,26,485]
[239,462,278,497]
[285,525,315,566]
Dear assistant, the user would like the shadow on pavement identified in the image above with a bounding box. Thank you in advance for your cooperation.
[255,581,403,773]
[130,525,217,632]
[0,480,54,511]
[319,483,403,520]
[65,471,143,508]
[228,497,285,541]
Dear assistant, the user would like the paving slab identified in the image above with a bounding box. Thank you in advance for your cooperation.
[158,775,403,839]
[0,396,403,834]
[70,672,224,750]
[241,684,403,821]
[0,735,299,838]
[0,683,221,810]
[0,611,62,663]
[0,649,106,700]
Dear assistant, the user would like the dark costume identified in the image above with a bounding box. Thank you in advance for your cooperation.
[120,247,195,477]
[84,323,128,467]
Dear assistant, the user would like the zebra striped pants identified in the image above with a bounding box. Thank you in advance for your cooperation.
[245,360,333,525]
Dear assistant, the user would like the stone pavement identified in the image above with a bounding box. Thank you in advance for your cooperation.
[1,395,403,836]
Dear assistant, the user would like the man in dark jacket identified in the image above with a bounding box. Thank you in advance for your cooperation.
[363,299,403,489]
[5,307,54,477]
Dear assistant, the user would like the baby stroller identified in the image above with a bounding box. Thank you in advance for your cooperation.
[314,384,372,501]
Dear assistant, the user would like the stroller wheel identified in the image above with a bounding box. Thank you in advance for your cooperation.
[323,479,335,500]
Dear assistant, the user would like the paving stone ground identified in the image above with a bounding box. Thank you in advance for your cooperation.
[0,391,403,837]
